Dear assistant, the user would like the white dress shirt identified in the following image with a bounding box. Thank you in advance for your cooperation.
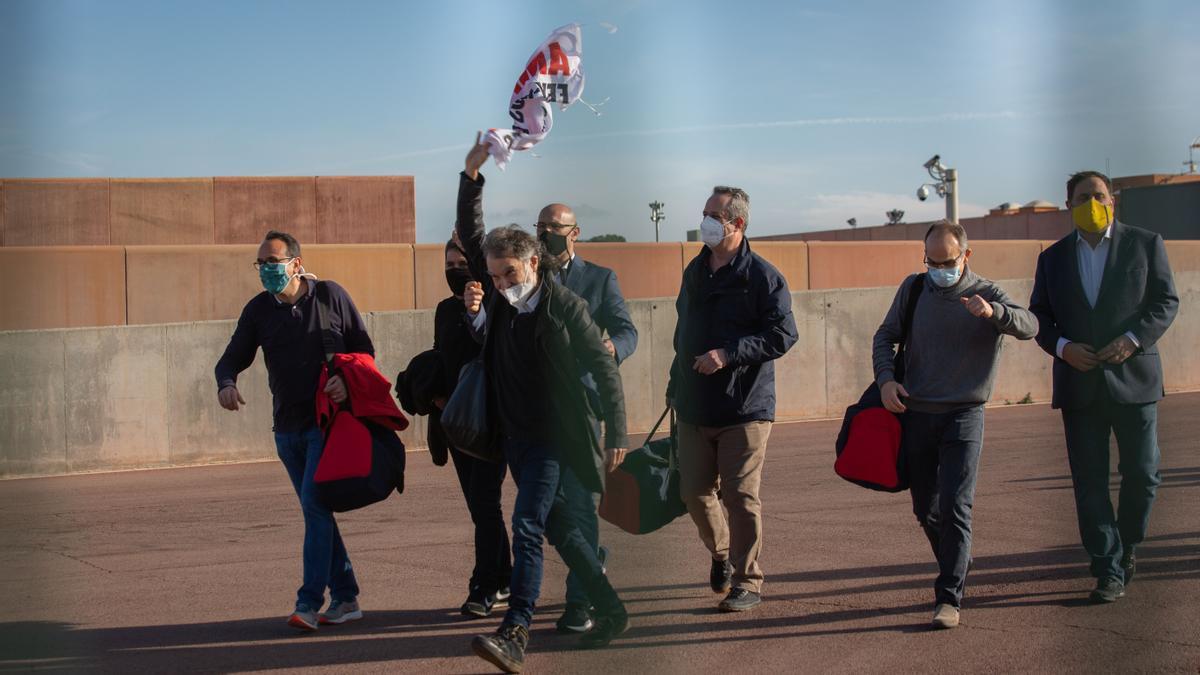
[1055,226,1141,358]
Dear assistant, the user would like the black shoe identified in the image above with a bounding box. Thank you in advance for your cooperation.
[555,603,594,634]
[718,587,762,612]
[472,623,529,674]
[710,558,733,593]
[462,588,500,618]
[494,586,511,608]
[1120,549,1136,585]
[1089,576,1126,604]
[579,606,629,649]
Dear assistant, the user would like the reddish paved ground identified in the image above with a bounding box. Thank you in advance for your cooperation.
[2,395,1198,673]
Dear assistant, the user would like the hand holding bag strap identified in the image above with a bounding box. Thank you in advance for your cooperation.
[894,273,927,383]
[314,281,338,366]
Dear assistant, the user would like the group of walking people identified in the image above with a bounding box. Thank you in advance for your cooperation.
[214,134,1178,672]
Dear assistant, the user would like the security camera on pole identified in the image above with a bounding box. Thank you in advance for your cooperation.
[649,201,665,242]
[916,154,959,224]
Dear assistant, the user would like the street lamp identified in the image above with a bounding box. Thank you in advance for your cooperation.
[886,209,905,225]
[915,154,959,224]
[649,201,666,242]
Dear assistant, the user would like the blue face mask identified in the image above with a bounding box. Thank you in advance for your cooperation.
[928,265,962,288]
[259,262,293,295]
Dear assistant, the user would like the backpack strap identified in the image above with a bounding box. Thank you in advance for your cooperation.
[314,281,338,365]
[894,273,926,382]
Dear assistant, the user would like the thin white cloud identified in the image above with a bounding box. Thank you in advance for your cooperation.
[331,111,1021,171]
[562,111,1021,141]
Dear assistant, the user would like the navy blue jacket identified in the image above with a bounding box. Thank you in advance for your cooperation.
[668,239,798,427]
[558,256,638,365]
[215,279,374,432]
[1029,222,1178,410]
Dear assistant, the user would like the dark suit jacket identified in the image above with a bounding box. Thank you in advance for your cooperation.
[559,256,638,365]
[1030,222,1179,409]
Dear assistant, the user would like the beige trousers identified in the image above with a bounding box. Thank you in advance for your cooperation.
[676,420,772,593]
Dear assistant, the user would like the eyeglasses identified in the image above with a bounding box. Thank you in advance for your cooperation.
[536,221,576,233]
[252,257,295,271]
[923,253,963,270]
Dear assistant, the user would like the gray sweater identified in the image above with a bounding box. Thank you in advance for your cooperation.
[872,269,1038,413]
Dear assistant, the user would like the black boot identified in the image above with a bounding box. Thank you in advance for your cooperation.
[710,557,733,593]
[472,623,529,673]
[580,603,629,649]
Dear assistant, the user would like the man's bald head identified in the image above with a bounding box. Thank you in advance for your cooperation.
[537,203,576,227]
[536,202,580,262]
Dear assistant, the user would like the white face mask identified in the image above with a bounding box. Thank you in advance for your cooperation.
[501,261,537,306]
[700,215,733,248]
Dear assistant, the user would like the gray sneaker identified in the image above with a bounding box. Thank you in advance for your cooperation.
[319,599,363,625]
[288,605,319,631]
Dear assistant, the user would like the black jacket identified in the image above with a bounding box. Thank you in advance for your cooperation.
[456,171,628,494]
[668,239,798,427]
[1030,222,1178,409]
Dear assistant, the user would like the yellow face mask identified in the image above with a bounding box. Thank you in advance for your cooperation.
[1071,198,1111,234]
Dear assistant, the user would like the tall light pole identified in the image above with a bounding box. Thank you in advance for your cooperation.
[916,154,959,224]
[649,201,665,242]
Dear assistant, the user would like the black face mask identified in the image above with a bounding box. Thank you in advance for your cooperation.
[539,230,571,257]
[445,267,473,297]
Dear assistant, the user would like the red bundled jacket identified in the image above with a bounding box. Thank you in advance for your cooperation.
[314,353,408,506]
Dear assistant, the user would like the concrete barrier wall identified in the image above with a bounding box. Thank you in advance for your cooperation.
[214,177,318,245]
[4,271,1197,478]
[0,176,416,247]
[0,179,111,246]
[110,179,215,245]
[5,239,1200,330]
[0,246,127,329]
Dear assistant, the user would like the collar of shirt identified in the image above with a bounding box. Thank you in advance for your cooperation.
[561,253,576,271]
[272,278,316,314]
[1075,223,1114,249]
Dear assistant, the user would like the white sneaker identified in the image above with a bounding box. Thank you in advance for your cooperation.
[319,599,363,625]
[931,603,960,629]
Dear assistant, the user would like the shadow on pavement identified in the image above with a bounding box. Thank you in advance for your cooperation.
[5,532,1195,672]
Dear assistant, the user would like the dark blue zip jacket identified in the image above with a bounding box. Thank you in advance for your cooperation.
[667,239,798,427]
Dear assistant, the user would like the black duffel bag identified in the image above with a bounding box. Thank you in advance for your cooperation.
[599,407,688,535]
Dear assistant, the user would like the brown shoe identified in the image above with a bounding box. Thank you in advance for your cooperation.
[931,603,959,629]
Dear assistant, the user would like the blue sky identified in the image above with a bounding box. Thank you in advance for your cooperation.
[1,0,1197,241]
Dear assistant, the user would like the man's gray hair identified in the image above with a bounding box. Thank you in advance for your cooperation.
[924,220,969,252]
[482,224,540,262]
[713,185,751,230]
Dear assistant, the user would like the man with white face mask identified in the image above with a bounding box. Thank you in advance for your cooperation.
[214,230,374,631]
[872,221,1037,629]
[456,142,632,673]
[667,185,798,613]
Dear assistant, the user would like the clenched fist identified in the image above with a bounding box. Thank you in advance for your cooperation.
[960,294,994,319]
[693,349,729,375]
[464,281,484,314]
[218,385,245,411]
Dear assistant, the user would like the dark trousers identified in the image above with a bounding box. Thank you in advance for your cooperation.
[903,405,985,608]
[449,446,512,595]
[1061,389,1161,581]
[561,465,604,607]
[502,437,620,629]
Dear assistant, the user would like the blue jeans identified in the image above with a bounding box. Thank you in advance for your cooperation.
[275,427,359,611]
[903,406,985,608]
[561,464,604,608]
[1062,390,1160,581]
[502,437,619,629]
